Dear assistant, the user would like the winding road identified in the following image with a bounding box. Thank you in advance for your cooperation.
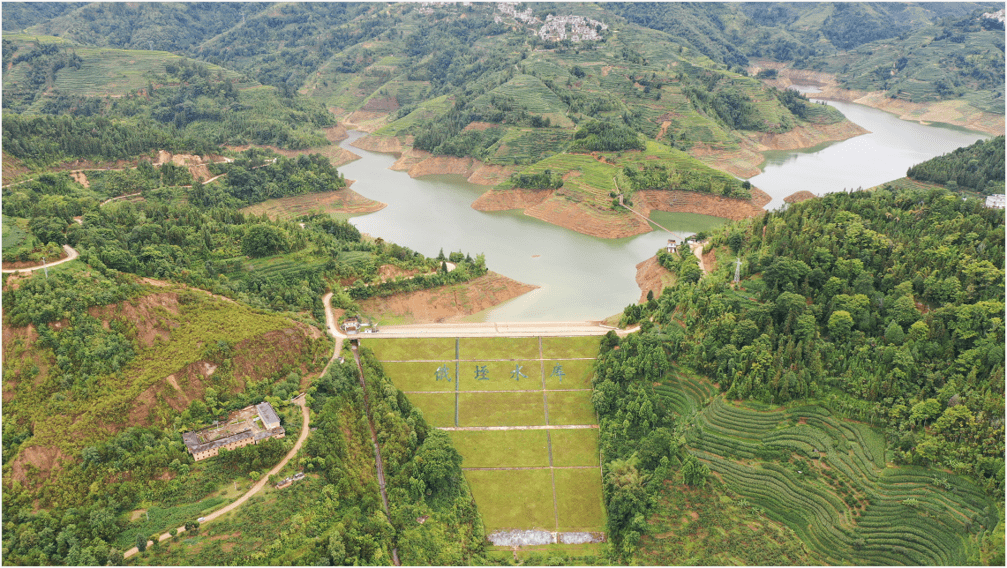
[122,292,348,560]
[1,244,79,274]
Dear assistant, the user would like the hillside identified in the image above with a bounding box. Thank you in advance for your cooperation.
[906,135,1005,194]
[611,2,1005,126]
[595,186,1005,564]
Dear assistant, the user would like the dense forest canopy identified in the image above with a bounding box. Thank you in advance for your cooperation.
[907,135,1005,194]
[2,3,1004,566]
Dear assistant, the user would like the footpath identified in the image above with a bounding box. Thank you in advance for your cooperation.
[122,292,348,559]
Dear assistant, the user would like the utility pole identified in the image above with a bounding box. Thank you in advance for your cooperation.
[42,257,49,278]
[734,257,742,285]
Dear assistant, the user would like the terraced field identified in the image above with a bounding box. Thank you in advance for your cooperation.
[651,366,994,565]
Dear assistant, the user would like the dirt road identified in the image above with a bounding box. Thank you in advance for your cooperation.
[123,395,310,559]
[122,290,348,560]
[321,292,346,369]
[690,241,707,274]
[1,244,79,274]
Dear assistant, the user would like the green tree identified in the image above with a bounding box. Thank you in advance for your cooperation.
[681,455,710,487]
[828,310,854,341]
[241,224,290,258]
[414,430,462,499]
[135,533,147,553]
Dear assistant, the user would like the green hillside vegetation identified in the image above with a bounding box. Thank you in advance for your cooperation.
[907,135,1005,194]
[601,186,1003,563]
[609,2,1005,114]
[2,37,334,172]
[2,266,330,565]
[820,13,1005,113]
[124,344,486,565]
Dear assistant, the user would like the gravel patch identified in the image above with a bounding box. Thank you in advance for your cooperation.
[487,530,554,546]
[559,532,605,544]
[487,530,606,546]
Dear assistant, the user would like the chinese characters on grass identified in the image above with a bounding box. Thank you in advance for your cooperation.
[434,364,565,383]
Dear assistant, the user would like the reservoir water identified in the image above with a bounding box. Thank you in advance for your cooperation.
[752,98,989,210]
[339,101,990,322]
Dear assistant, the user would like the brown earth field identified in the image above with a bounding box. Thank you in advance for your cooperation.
[750,60,1005,136]
[357,271,537,324]
[635,256,676,304]
[238,184,386,220]
[636,189,768,222]
[785,190,817,204]
[340,110,394,132]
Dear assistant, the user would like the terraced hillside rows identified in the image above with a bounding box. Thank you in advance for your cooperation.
[651,366,994,565]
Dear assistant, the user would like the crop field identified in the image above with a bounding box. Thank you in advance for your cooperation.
[365,335,605,539]
[474,74,569,115]
[485,128,575,166]
[375,95,453,137]
[4,36,243,103]
[650,367,992,565]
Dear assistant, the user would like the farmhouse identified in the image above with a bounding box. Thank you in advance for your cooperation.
[183,402,286,462]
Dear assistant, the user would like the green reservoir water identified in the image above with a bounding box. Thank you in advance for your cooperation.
[339,99,989,321]
[751,97,989,210]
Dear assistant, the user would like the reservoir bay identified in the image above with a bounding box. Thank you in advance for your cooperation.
[339,100,990,322]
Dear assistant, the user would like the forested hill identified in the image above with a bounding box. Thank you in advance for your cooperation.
[5,3,845,166]
[907,135,1005,194]
[597,186,1004,564]
[609,2,1005,113]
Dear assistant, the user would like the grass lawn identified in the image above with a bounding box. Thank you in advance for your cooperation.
[464,469,556,532]
[546,391,597,426]
[459,337,540,360]
[402,392,457,428]
[554,468,605,533]
[456,360,542,391]
[542,359,595,390]
[449,430,550,468]
[549,429,600,467]
[540,336,601,359]
[363,337,456,361]
[382,361,457,391]
[649,210,729,234]
[458,392,546,427]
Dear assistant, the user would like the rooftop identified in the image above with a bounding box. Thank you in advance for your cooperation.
[256,401,280,426]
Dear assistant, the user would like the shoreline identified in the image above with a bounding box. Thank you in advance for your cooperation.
[750,61,1005,137]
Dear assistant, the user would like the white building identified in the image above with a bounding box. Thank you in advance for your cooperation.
[985,194,1005,209]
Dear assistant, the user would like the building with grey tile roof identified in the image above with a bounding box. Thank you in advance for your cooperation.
[256,402,281,430]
